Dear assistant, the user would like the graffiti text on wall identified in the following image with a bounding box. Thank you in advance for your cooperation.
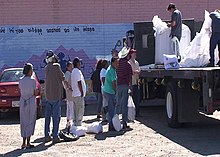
[0,26,95,35]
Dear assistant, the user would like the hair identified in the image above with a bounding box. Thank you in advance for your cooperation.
[96,59,103,70]
[23,63,33,76]
[167,3,176,11]
[73,57,81,68]
[111,57,118,64]
[102,59,109,69]
[66,61,72,68]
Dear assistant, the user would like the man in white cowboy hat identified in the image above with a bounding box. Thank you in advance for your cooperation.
[115,47,133,131]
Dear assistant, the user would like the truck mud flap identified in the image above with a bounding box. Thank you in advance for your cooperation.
[177,81,199,123]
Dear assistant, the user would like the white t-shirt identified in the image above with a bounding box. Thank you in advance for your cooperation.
[129,59,140,85]
[71,68,86,97]
[100,68,107,88]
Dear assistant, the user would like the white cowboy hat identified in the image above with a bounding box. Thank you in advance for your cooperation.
[118,47,130,58]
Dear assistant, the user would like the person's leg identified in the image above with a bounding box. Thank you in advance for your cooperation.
[66,100,71,127]
[217,33,220,65]
[132,85,140,116]
[21,137,26,149]
[44,101,52,138]
[97,92,103,117]
[72,98,77,126]
[115,85,122,115]
[120,85,129,129]
[52,100,61,139]
[104,92,115,130]
[76,97,85,126]
[26,136,34,148]
[209,33,218,66]
[171,36,180,58]
[102,90,108,121]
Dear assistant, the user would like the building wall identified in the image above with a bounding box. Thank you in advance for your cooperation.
[0,0,218,80]
[0,0,218,26]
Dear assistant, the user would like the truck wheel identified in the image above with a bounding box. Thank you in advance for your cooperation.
[166,82,180,128]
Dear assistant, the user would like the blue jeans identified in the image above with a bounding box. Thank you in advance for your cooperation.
[116,85,129,128]
[209,32,220,65]
[132,85,140,115]
[95,92,103,114]
[103,91,115,129]
[44,100,61,139]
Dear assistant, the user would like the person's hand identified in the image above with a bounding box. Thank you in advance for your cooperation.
[34,88,39,96]
[167,23,171,27]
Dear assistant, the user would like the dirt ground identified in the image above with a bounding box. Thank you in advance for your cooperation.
[1,100,220,157]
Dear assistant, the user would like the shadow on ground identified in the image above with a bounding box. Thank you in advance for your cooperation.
[137,101,220,156]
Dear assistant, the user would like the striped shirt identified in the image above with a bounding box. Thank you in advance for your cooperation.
[117,58,132,86]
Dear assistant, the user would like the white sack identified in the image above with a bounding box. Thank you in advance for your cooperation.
[86,122,103,134]
[152,15,191,64]
[180,10,219,67]
[70,125,87,137]
[112,114,122,132]
[127,95,136,121]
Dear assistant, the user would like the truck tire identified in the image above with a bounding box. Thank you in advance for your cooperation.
[165,82,180,128]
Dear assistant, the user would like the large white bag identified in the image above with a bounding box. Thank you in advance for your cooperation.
[180,10,219,67]
[112,114,122,132]
[70,125,87,137]
[86,122,103,134]
[127,95,136,121]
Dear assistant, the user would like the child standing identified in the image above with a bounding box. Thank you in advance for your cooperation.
[64,61,74,128]
[19,63,39,149]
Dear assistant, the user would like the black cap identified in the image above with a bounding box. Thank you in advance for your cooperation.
[46,50,54,59]
[73,57,82,67]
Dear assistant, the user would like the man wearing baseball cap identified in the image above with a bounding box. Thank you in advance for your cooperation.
[71,57,86,126]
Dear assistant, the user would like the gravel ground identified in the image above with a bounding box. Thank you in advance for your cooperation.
[1,101,220,157]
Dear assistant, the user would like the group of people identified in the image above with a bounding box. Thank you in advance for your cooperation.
[18,50,86,149]
[90,48,141,131]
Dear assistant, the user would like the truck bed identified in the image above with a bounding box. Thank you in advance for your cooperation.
[140,65,220,79]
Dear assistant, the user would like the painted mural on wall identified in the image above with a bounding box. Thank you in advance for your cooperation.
[0,23,133,80]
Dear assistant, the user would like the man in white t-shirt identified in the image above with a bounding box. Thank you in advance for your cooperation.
[128,49,141,117]
[100,60,109,122]
[71,57,86,126]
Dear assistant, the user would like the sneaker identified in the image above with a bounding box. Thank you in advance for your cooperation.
[97,115,102,119]
[44,136,52,143]
[52,137,61,144]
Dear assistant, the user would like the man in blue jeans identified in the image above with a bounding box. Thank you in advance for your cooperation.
[208,9,220,67]
[103,57,118,131]
[116,47,133,130]
[44,50,65,144]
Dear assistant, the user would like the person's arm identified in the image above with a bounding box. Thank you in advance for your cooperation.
[101,77,105,85]
[78,80,83,97]
[167,12,178,27]
[167,21,176,27]
[112,80,117,92]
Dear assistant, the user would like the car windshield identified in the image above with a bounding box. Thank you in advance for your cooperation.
[0,69,24,82]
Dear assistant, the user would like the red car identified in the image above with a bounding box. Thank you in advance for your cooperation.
[0,68,44,118]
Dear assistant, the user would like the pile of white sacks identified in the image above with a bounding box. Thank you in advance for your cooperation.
[153,10,218,68]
